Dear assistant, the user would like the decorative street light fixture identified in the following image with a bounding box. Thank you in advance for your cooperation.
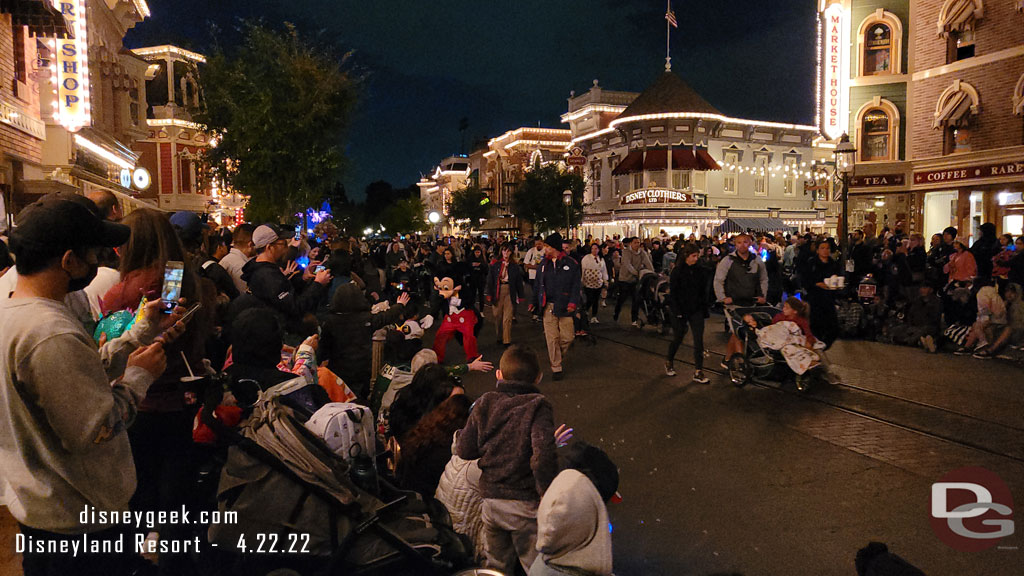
[562,189,573,238]
[427,211,441,224]
[834,133,857,272]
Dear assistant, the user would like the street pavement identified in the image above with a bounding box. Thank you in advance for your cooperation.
[2,301,1021,575]
[456,303,1024,576]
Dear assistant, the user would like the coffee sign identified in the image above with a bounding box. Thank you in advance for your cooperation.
[620,188,701,206]
[913,161,1024,185]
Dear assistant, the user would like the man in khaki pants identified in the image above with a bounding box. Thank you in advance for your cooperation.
[535,233,582,381]
[485,243,524,346]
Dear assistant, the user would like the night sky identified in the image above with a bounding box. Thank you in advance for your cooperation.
[125,0,817,199]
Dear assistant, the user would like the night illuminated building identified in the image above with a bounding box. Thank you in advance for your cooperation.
[822,0,1024,241]
[567,75,825,240]
[1,0,154,225]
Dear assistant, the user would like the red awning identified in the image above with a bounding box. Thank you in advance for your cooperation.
[696,149,721,171]
[642,149,667,171]
[611,150,644,175]
[671,149,698,170]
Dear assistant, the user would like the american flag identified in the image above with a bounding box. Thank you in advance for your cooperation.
[665,8,678,28]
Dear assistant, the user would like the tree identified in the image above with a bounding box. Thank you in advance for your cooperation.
[448,185,491,231]
[513,164,585,234]
[380,196,430,234]
[199,22,359,223]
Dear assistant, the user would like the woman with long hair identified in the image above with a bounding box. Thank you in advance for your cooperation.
[666,244,710,383]
[101,209,214,570]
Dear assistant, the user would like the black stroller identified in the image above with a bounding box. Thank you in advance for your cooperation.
[635,270,672,333]
[723,305,831,392]
[195,375,479,576]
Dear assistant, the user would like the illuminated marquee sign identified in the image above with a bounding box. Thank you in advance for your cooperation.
[619,188,703,206]
[819,2,849,141]
[52,0,90,131]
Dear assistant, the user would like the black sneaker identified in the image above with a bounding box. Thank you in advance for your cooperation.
[692,371,710,384]
[664,362,677,377]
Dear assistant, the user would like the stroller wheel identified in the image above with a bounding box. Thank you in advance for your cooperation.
[728,356,749,387]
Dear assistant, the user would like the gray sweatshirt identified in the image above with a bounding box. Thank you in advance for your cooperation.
[617,248,653,283]
[0,298,156,533]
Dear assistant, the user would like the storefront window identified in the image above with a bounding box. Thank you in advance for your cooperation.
[861,110,891,161]
[723,151,739,195]
[850,194,910,233]
[671,171,690,190]
[863,24,892,75]
[945,126,971,154]
[632,172,643,191]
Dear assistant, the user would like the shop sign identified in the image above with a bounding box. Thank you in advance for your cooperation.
[54,0,90,131]
[620,188,701,206]
[850,173,905,188]
[913,161,1024,185]
[819,2,849,141]
[566,146,586,166]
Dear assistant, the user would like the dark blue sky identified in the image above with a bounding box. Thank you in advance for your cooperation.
[126,0,816,199]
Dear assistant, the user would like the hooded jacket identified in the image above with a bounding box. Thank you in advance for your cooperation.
[240,259,326,324]
[529,469,613,576]
[455,379,557,501]
[320,283,404,398]
[435,432,486,562]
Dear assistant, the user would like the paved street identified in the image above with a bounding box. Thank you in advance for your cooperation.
[2,300,1021,575]
[455,303,1024,576]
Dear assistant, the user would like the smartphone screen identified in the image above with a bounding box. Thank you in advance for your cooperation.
[161,261,184,313]
[314,265,326,273]
[294,224,302,241]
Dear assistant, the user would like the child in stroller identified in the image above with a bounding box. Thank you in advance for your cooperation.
[635,269,671,332]
[724,297,829,391]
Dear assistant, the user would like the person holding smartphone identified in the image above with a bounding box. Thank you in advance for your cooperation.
[0,194,186,575]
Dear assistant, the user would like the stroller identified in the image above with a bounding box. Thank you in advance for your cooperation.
[199,375,478,576]
[723,305,830,392]
[635,270,672,333]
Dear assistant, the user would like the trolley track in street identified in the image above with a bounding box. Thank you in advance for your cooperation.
[588,326,1024,465]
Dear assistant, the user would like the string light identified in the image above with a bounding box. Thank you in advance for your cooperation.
[132,45,206,63]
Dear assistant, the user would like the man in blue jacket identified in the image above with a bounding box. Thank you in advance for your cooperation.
[536,233,581,380]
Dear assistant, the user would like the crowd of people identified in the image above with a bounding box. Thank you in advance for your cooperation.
[0,190,1019,575]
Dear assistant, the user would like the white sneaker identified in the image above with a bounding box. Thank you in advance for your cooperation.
[665,362,677,376]
[693,371,710,384]
[590,317,599,324]
[632,321,640,328]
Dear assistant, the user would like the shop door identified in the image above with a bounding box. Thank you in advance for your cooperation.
[924,191,957,237]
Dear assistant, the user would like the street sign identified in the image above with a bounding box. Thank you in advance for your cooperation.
[567,156,586,166]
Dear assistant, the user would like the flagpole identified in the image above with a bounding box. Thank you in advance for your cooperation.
[665,0,672,71]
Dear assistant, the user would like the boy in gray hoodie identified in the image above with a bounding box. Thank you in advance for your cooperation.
[457,345,557,574]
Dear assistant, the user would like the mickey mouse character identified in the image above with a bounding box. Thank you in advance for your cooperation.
[432,276,479,362]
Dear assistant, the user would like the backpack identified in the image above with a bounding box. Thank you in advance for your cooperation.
[305,403,376,464]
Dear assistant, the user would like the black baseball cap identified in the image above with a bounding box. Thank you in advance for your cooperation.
[10,193,130,256]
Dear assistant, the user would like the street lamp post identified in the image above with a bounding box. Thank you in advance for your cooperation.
[562,189,572,238]
[834,133,857,273]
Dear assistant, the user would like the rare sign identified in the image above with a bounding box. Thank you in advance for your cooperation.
[620,188,701,206]
[913,161,1024,186]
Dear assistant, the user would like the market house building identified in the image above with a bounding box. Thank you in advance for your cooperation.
[565,75,824,240]
[822,0,1024,241]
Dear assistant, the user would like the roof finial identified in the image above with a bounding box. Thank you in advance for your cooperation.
[665,0,677,71]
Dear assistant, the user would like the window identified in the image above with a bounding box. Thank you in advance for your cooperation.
[783,157,799,196]
[861,109,891,161]
[948,28,975,62]
[632,172,643,191]
[672,171,690,189]
[858,10,903,76]
[863,24,892,75]
[753,153,770,196]
[591,160,603,200]
[945,126,971,154]
[723,150,739,195]
[11,24,26,99]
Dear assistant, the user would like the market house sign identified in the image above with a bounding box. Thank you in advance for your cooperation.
[851,173,905,188]
[819,2,849,141]
[913,161,1024,185]
[620,188,703,206]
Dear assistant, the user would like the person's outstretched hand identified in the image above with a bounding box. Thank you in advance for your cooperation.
[554,424,574,447]
[468,355,493,373]
[396,292,411,306]
[282,261,299,278]
[314,268,333,286]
